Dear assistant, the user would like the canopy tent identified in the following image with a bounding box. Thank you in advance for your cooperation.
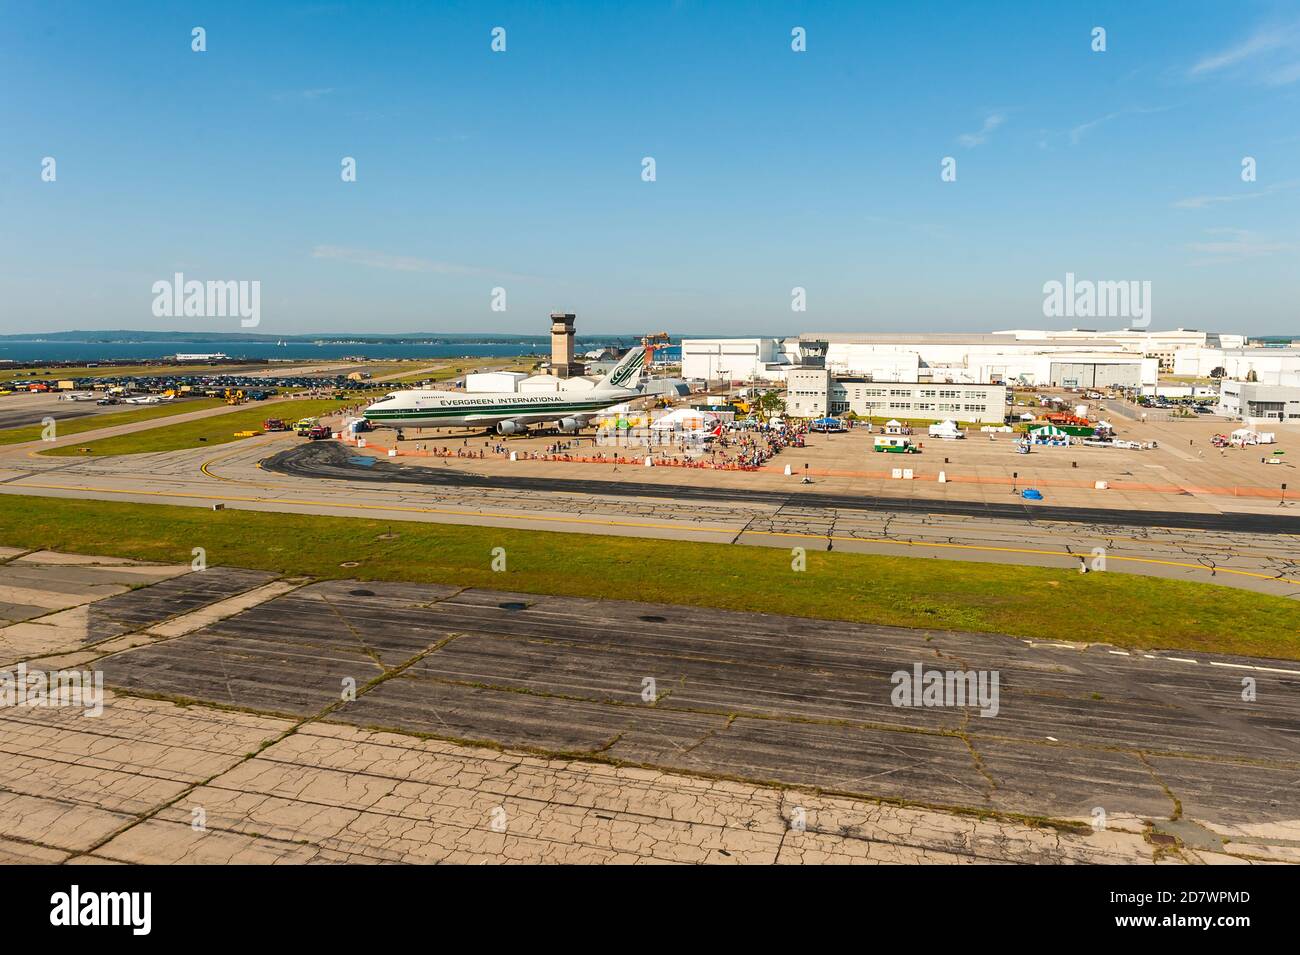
[650,408,719,431]
[810,416,845,432]
[1230,428,1276,445]
[1029,424,1071,446]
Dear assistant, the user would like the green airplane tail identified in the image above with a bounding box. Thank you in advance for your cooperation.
[598,345,649,390]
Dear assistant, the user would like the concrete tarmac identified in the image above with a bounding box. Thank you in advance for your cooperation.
[1,554,1295,861]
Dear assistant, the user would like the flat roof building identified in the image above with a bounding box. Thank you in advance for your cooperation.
[1216,380,1300,423]
[786,368,1007,423]
[682,327,1250,392]
[681,338,788,383]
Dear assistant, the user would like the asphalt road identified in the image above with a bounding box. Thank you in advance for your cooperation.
[267,441,1300,536]
[0,401,104,431]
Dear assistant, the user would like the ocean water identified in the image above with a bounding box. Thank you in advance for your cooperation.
[0,341,546,363]
[0,340,683,364]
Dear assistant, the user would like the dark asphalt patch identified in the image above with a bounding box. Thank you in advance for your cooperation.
[83,566,277,644]
[92,578,1300,826]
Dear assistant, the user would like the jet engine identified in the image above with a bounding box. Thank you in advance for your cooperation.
[557,417,588,432]
[496,420,526,435]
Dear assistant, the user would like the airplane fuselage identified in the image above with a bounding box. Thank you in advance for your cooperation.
[362,387,639,432]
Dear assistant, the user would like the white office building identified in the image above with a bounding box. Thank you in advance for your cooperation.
[786,368,1006,423]
[1216,380,1300,423]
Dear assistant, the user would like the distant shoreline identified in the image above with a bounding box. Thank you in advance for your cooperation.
[0,331,685,345]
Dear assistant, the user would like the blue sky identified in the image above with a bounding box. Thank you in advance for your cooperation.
[2,0,1298,336]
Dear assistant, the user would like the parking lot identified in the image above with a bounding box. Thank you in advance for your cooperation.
[0,391,215,431]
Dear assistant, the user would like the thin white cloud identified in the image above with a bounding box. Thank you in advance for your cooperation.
[1188,23,1300,85]
[1068,106,1170,145]
[311,245,539,281]
[1186,228,1294,265]
[1174,179,1299,209]
[1174,192,1263,210]
[957,112,1006,148]
[1190,29,1288,75]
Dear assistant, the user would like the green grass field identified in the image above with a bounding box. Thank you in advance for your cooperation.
[2,495,1296,659]
[0,363,262,383]
[0,398,226,446]
[39,398,351,456]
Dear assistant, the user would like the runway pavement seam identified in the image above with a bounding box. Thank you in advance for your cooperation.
[15,476,1297,591]
[65,627,470,863]
[1135,752,1184,822]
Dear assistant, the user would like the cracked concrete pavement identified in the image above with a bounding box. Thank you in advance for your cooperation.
[0,550,1296,864]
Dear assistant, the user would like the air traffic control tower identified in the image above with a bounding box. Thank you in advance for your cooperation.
[549,312,583,379]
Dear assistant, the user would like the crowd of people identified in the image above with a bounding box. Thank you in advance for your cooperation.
[702,420,807,469]
[372,419,815,472]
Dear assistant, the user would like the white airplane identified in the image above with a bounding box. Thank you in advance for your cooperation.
[363,345,652,435]
[61,391,97,402]
[123,394,169,405]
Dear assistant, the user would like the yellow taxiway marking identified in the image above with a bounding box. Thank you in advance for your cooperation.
[200,439,286,483]
[12,478,1300,587]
